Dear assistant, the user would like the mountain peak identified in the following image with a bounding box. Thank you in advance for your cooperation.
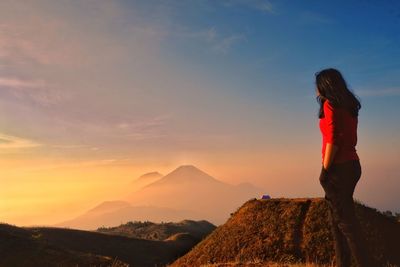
[175,164,201,172]
[149,164,220,185]
[137,171,163,180]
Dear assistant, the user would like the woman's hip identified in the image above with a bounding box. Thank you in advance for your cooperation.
[320,160,361,196]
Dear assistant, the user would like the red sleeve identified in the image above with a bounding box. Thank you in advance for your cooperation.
[323,100,339,145]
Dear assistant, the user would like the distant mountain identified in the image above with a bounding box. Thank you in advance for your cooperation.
[142,165,221,186]
[55,201,203,230]
[97,219,216,241]
[170,198,400,267]
[57,165,266,230]
[87,200,131,214]
[131,171,163,192]
[125,165,266,226]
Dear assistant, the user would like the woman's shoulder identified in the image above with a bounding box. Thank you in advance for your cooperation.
[323,99,336,110]
[324,99,355,118]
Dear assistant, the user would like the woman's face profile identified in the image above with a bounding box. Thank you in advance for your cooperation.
[316,87,321,97]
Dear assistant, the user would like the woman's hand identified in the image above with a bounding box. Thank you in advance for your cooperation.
[319,165,330,185]
[323,143,339,170]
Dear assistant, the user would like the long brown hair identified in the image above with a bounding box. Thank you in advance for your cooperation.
[315,68,361,118]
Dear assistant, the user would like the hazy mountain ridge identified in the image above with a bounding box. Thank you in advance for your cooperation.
[57,165,266,230]
[87,200,131,214]
[55,202,202,230]
[125,165,266,226]
[131,171,164,192]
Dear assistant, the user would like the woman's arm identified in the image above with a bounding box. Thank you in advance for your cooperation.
[323,143,338,170]
[323,101,340,170]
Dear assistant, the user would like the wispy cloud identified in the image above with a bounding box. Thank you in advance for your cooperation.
[116,114,170,130]
[212,33,246,54]
[0,77,45,89]
[221,0,275,14]
[177,26,246,54]
[116,114,171,140]
[0,76,65,105]
[0,133,41,150]
[49,144,95,150]
[355,88,400,97]
[0,16,81,67]
[0,0,143,68]
[18,158,136,172]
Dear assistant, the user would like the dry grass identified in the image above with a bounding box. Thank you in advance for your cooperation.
[170,198,400,267]
[198,263,400,267]
[199,261,335,267]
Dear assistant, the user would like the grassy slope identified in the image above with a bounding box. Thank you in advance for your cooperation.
[97,219,216,241]
[0,223,127,266]
[0,221,206,267]
[169,198,400,267]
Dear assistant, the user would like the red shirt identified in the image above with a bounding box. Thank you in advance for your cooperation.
[319,100,359,164]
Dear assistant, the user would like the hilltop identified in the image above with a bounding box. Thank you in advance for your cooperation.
[169,198,400,267]
[97,219,216,241]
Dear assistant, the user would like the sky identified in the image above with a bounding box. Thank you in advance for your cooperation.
[1,0,399,226]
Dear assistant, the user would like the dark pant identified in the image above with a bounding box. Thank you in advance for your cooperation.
[319,160,371,267]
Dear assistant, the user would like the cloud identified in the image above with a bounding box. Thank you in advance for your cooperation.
[355,88,400,97]
[0,76,66,106]
[115,114,171,140]
[176,26,246,54]
[49,144,90,149]
[221,0,275,14]
[0,133,41,150]
[19,158,136,172]
[43,113,172,147]
[0,77,45,89]
[0,14,81,67]
[0,0,172,144]
[116,113,170,130]
[0,0,168,69]
[211,33,246,54]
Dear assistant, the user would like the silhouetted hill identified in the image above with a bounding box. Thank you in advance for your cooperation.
[169,198,400,267]
[0,223,127,266]
[0,220,213,267]
[97,219,216,241]
[125,165,266,226]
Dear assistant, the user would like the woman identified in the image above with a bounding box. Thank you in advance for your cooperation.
[316,68,371,267]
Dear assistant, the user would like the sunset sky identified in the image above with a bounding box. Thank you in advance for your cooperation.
[1,0,399,226]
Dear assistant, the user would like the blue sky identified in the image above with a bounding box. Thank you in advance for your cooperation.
[0,0,399,225]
